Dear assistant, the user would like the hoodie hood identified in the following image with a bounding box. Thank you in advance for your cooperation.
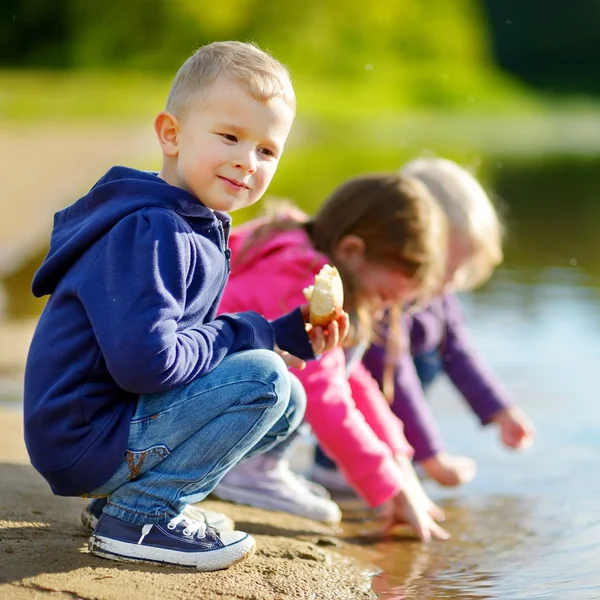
[33,166,224,297]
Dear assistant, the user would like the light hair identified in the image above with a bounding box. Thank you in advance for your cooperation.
[165,40,295,118]
[401,158,503,291]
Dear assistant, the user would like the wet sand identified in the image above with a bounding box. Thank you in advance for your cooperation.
[0,409,376,600]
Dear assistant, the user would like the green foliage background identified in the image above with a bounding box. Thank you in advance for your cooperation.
[0,0,539,118]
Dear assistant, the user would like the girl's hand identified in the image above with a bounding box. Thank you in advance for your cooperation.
[300,305,350,356]
[491,406,536,450]
[381,455,449,542]
[420,452,477,487]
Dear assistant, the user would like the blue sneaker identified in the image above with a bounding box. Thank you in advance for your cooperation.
[82,498,234,533]
[89,513,254,570]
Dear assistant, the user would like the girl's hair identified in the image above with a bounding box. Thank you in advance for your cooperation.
[307,173,446,323]
[401,158,503,291]
[239,173,447,343]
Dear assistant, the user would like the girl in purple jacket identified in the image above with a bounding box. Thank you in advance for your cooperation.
[313,158,536,489]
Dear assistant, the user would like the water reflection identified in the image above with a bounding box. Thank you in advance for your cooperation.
[368,494,538,599]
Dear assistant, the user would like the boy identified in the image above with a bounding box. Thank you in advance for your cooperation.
[24,41,347,571]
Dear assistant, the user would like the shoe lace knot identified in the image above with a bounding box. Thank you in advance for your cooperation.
[167,514,207,539]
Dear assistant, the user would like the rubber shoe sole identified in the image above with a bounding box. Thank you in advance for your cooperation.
[89,529,255,571]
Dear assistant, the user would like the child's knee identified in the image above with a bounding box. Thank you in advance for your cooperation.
[286,373,307,431]
[237,349,292,408]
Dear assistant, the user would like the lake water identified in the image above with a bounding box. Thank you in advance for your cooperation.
[1,147,599,599]
[367,270,600,599]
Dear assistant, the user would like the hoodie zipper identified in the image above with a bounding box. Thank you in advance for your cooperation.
[216,220,232,275]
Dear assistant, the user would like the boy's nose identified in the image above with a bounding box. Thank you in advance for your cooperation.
[233,149,257,173]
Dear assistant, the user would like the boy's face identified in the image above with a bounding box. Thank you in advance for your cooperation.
[163,77,295,212]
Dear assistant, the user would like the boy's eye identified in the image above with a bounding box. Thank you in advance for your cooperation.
[258,147,276,157]
[219,133,237,142]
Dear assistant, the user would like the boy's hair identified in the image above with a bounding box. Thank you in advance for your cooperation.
[401,158,503,291]
[165,40,295,117]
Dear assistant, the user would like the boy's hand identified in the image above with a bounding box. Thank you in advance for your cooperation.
[420,452,477,487]
[491,406,536,450]
[300,305,350,356]
[381,454,449,542]
[273,308,349,370]
[274,346,307,370]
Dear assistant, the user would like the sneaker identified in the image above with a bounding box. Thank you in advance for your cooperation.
[89,513,254,570]
[82,498,234,533]
[294,474,331,499]
[213,455,342,524]
[310,463,356,495]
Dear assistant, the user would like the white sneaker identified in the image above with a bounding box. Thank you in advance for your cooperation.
[213,455,342,524]
[310,464,356,494]
[294,474,331,499]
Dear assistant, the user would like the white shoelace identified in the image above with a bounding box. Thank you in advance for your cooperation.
[166,514,207,539]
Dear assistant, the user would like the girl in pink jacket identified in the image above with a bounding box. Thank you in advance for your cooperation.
[214,173,450,542]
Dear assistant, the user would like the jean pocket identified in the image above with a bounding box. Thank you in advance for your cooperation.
[88,444,171,497]
[125,444,171,481]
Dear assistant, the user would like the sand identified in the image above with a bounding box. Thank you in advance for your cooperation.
[0,409,377,600]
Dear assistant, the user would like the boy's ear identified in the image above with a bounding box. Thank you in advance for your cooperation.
[154,111,180,157]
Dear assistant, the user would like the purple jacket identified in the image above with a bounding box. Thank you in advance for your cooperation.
[362,292,514,461]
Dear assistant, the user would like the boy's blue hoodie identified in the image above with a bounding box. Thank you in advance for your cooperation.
[24,167,312,497]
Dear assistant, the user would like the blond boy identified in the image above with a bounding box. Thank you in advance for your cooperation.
[24,41,345,570]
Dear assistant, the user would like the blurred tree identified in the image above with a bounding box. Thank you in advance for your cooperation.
[1,0,490,74]
[483,0,600,94]
[0,0,69,66]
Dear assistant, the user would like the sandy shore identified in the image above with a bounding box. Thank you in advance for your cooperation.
[0,408,377,600]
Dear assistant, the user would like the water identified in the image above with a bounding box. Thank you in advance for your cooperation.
[1,144,600,598]
[366,271,600,599]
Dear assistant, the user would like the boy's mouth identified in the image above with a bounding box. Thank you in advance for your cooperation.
[217,176,250,191]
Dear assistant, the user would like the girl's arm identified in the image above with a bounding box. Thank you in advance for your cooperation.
[443,293,535,449]
[220,240,403,507]
[441,293,514,424]
[295,348,405,508]
[347,360,413,458]
[362,324,446,462]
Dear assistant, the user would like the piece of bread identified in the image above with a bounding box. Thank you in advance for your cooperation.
[303,264,344,326]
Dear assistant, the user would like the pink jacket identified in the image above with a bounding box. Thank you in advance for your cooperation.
[218,219,413,507]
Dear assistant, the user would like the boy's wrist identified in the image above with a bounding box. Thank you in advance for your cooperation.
[270,308,315,361]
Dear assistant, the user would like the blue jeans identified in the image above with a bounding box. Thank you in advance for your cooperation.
[91,349,306,524]
[314,349,443,469]
[413,348,443,391]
